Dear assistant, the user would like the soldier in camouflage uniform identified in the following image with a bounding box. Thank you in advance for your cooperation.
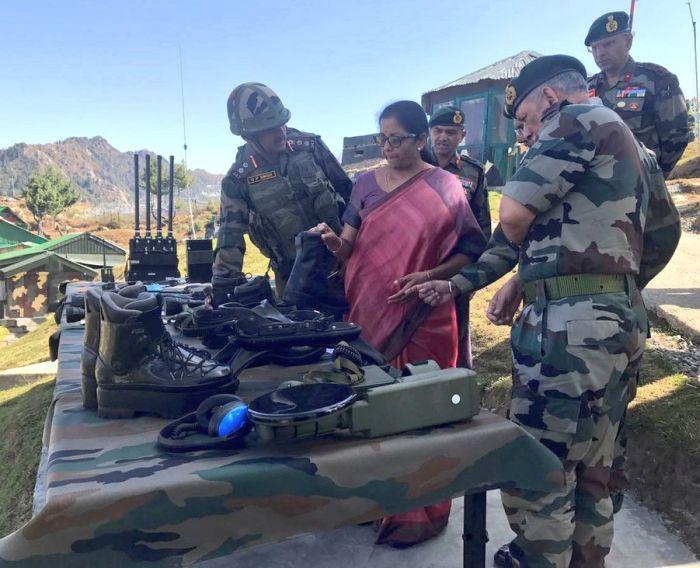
[586,11,691,178]
[416,54,679,567]
[428,106,491,368]
[213,82,352,298]
[585,10,689,512]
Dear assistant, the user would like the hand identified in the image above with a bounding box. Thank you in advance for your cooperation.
[310,222,342,251]
[486,277,523,326]
[387,271,431,304]
[416,279,457,307]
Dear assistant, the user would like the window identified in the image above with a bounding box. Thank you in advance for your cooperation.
[489,93,509,144]
[459,97,486,146]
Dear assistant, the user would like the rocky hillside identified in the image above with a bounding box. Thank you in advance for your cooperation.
[0,137,222,210]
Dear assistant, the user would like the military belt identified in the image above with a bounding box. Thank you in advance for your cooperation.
[523,274,627,304]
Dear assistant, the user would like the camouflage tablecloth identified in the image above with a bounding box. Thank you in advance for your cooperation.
[0,317,564,567]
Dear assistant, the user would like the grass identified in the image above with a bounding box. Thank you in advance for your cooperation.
[0,320,57,372]
[0,375,55,535]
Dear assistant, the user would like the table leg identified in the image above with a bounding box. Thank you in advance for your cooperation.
[463,491,487,568]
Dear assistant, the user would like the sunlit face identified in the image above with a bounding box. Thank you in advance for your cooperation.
[251,125,287,155]
[378,117,425,169]
[430,125,465,158]
[513,94,546,148]
[590,33,633,74]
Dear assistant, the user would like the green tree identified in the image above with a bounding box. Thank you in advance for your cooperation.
[21,166,80,236]
[140,157,194,196]
[139,157,195,225]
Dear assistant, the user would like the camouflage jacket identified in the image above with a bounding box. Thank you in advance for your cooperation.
[442,153,492,239]
[588,57,690,177]
[213,128,351,279]
[452,100,679,295]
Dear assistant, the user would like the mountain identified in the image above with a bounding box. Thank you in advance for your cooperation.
[0,136,223,210]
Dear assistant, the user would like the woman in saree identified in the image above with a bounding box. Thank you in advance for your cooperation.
[311,100,486,546]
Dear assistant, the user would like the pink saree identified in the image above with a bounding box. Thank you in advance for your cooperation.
[346,167,480,369]
[344,167,483,547]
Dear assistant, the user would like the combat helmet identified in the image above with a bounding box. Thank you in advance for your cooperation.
[227,82,291,136]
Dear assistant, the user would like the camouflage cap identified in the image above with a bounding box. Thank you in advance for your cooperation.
[428,106,465,128]
[227,82,291,136]
[584,12,631,46]
[503,55,587,119]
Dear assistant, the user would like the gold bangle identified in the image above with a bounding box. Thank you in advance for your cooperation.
[426,270,432,281]
[328,236,343,253]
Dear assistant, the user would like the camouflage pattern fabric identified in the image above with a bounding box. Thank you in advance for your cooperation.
[502,101,651,283]
[489,100,653,567]
[634,143,681,289]
[213,128,351,284]
[0,297,564,567]
[503,284,647,567]
[441,153,492,240]
[451,225,519,296]
[588,57,691,177]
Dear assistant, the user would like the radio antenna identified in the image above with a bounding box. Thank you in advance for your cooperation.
[179,44,197,238]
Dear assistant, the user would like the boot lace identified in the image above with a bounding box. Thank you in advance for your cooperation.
[156,334,220,381]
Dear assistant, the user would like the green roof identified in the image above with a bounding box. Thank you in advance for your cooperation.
[0,218,46,246]
[0,232,125,265]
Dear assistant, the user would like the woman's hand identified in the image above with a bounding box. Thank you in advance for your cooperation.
[416,279,457,307]
[486,277,523,326]
[310,222,342,252]
[387,271,431,304]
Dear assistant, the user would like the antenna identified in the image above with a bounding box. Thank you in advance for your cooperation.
[179,44,197,238]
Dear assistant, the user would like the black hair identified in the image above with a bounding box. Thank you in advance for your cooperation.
[379,100,436,165]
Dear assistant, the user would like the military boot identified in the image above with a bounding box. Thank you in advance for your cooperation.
[95,292,236,419]
[81,282,145,409]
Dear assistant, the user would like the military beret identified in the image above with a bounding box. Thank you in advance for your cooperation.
[503,54,588,119]
[584,12,631,46]
[428,106,465,128]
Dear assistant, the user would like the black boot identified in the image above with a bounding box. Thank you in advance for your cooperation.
[81,282,145,409]
[95,292,235,418]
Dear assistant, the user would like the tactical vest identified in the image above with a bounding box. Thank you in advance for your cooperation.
[236,134,343,276]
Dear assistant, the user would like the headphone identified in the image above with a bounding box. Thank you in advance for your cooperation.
[196,394,251,437]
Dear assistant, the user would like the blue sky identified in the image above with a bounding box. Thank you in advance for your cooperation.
[1,0,698,174]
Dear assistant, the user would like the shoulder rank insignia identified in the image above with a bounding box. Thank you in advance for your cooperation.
[247,171,277,185]
[588,88,596,98]
[606,15,618,33]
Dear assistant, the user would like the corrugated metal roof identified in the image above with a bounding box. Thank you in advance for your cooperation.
[425,50,541,93]
[0,232,125,264]
[0,218,47,246]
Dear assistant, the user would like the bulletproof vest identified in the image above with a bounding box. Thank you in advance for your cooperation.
[239,135,343,276]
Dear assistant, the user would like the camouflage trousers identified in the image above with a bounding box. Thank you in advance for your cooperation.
[501,281,647,568]
[609,366,639,513]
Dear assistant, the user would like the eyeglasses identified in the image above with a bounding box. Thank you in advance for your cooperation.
[375,133,418,148]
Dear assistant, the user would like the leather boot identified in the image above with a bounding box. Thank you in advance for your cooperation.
[95,292,236,418]
[81,282,145,409]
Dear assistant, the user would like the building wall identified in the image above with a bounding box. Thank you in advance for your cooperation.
[426,80,519,183]
[3,269,84,317]
[341,134,383,166]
